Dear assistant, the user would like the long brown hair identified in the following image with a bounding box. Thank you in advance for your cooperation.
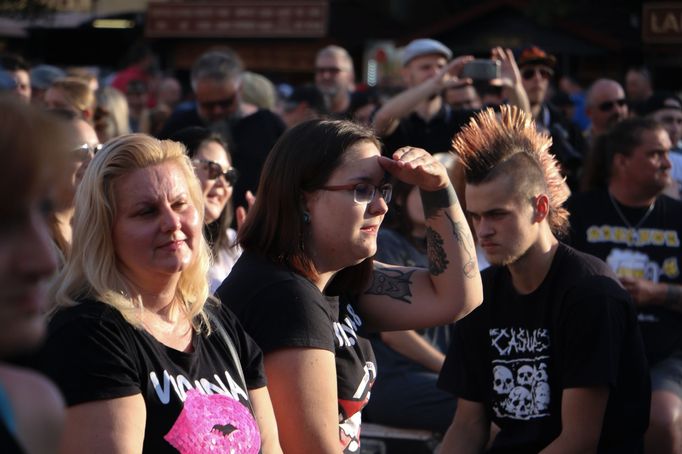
[239,119,380,294]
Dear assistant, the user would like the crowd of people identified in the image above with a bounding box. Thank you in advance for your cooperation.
[1,35,681,454]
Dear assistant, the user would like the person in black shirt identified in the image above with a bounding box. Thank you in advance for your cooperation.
[373,39,529,157]
[568,117,682,453]
[158,49,285,211]
[438,106,650,453]
[217,119,482,453]
[36,134,281,453]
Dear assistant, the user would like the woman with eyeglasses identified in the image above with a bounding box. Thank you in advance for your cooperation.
[0,96,66,453]
[36,134,282,453]
[46,110,101,265]
[170,127,243,293]
[217,119,483,453]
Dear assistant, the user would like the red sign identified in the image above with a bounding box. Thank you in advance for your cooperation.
[643,2,682,43]
[145,1,328,38]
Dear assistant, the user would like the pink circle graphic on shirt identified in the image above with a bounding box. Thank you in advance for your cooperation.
[164,389,260,453]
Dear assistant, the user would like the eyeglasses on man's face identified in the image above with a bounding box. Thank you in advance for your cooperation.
[597,98,627,112]
[72,143,102,161]
[198,93,237,113]
[315,66,343,76]
[320,182,393,204]
[521,67,553,81]
[192,159,239,186]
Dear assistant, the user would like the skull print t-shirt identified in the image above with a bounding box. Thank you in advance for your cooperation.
[438,243,650,453]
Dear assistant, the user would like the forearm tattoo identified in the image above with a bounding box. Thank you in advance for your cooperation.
[445,211,477,279]
[664,284,682,311]
[426,226,448,275]
[365,267,416,304]
[420,185,477,278]
[420,184,458,220]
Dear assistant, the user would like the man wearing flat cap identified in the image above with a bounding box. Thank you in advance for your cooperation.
[373,38,529,158]
[517,45,587,191]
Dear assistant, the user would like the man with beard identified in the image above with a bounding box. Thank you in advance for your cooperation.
[314,45,355,117]
[584,78,629,148]
[438,106,649,453]
[158,49,285,210]
[567,117,682,453]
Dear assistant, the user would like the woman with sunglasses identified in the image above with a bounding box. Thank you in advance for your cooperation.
[46,109,101,265]
[217,119,482,453]
[170,127,243,293]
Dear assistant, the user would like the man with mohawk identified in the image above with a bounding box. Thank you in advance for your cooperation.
[437,106,650,453]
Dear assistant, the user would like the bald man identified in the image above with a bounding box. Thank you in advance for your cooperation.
[585,79,629,146]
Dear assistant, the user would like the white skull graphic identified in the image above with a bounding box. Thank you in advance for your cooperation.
[534,363,548,383]
[504,386,532,418]
[533,381,550,412]
[517,365,535,386]
[493,365,514,395]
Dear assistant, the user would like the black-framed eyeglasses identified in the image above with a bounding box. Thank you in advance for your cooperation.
[597,98,627,112]
[521,67,553,81]
[320,182,392,204]
[192,159,239,186]
[72,143,102,160]
[198,94,237,112]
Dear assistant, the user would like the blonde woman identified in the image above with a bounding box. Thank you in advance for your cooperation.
[37,134,281,453]
[45,77,96,123]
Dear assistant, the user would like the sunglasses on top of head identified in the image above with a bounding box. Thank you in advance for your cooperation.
[521,67,554,81]
[192,159,239,186]
[597,98,627,112]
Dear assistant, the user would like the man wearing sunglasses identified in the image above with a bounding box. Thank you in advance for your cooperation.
[159,49,285,211]
[585,78,629,147]
[517,45,587,191]
[314,45,355,117]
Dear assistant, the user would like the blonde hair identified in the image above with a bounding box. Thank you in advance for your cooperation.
[51,134,214,333]
[453,105,570,236]
[50,77,95,114]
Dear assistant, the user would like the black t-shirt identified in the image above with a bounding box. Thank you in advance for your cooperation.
[217,251,377,454]
[158,106,285,210]
[35,300,266,454]
[567,190,682,364]
[438,243,650,453]
[381,104,473,156]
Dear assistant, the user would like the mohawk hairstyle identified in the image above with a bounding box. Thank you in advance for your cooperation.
[452,105,570,236]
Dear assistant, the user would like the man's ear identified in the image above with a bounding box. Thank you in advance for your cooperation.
[533,193,550,223]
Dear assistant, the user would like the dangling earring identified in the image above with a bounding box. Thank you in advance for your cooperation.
[302,211,311,224]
